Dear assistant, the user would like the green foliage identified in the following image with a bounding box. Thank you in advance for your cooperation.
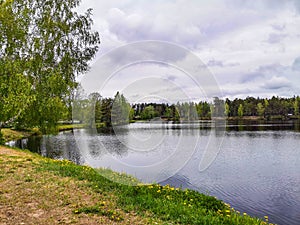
[73,91,133,128]
[99,98,113,127]
[196,101,211,119]
[75,94,300,126]
[175,102,198,120]
[294,98,299,116]
[0,73,33,127]
[0,132,3,144]
[257,103,265,117]
[225,102,230,117]
[238,104,244,117]
[212,97,225,117]
[141,105,157,120]
[111,92,132,125]
[0,0,100,133]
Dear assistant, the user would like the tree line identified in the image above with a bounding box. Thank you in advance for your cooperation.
[132,96,300,121]
[224,96,300,118]
[74,94,300,128]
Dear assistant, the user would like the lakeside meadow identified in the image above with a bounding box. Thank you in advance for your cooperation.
[0,145,272,225]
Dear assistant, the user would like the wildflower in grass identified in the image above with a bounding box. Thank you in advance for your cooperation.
[243,212,247,216]
[100,201,106,205]
[225,210,230,213]
[157,190,161,193]
[224,203,230,207]
[264,216,269,221]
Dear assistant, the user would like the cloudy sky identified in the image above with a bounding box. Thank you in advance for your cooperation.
[78,0,300,102]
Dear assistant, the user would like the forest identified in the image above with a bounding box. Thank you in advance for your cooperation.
[74,92,300,127]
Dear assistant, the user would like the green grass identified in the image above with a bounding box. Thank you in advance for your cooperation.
[1,124,84,143]
[35,156,273,225]
[0,145,274,224]
[1,128,39,143]
[57,123,86,131]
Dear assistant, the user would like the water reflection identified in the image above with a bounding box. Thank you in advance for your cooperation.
[6,120,300,225]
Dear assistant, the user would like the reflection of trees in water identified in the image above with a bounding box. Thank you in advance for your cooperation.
[225,120,300,132]
[15,135,43,154]
[87,137,129,159]
[41,132,83,164]
[86,126,129,159]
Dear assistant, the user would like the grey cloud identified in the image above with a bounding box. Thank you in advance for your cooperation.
[271,24,286,31]
[239,72,264,83]
[166,75,177,82]
[107,8,203,48]
[227,62,240,67]
[226,0,300,12]
[267,33,287,44]
[292,57,300,71]
[206,59,240,68]
[257,63,285,73]
[106,41,188,66]
[105,3,268,49]
[207,59,224,67]
[261,76,291,89]
[222,87,253,97]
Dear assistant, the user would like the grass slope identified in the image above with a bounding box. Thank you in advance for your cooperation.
[0,146,273,225]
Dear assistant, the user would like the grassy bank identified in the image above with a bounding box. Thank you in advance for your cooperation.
[1,128,39,143]
[0,146,273,225]
[1,124,85,143]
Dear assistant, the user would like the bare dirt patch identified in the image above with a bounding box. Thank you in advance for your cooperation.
[0,146,159,225]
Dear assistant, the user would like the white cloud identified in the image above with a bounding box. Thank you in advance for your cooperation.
[79,0,300,99]
[261,76,292,90]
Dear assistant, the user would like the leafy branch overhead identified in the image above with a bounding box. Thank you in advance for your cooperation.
[0,0,100,133]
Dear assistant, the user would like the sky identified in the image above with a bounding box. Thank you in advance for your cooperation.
[78,0,300,102]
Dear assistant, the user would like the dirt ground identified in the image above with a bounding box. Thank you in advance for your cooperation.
[0,146,156,225]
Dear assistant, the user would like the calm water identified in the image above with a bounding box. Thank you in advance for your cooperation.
[7,120,300,225]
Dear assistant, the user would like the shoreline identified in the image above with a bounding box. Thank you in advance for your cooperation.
[0,145,273,224]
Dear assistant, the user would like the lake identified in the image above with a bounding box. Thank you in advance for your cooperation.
[7,120,300,225]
